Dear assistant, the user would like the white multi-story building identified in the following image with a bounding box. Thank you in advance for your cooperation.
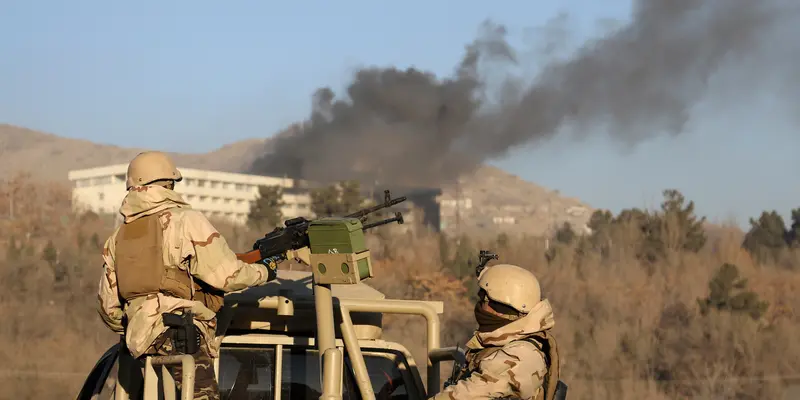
[67,164,312,225]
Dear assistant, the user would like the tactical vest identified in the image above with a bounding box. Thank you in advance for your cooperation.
[453,331,561,400]
[114,212,224,313]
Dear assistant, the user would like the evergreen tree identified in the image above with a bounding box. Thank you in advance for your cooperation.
[42,239,57,267]
[587,209,614,233]
[310,181,366,217]
[248,185,285,229]
[554,222,576,245]
[311,185,343,217]
[742,210,789,263]
[697,263,769,320]
[787,208,800,247]
[653,189,707,253]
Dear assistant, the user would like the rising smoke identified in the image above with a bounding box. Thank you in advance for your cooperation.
[249,0,800,188]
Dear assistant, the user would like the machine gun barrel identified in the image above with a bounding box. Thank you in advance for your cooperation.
[345,190,406,220]
[361,212,403,230]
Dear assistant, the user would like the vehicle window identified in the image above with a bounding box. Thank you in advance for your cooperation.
[346,351,410,400]
[280,347,362,400]
[281,347,323,399]
[219,346,276,400]
[282,347,410,400]
[218,346,413,400]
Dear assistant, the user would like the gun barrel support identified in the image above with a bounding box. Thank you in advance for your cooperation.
[338,303,376,400]
[339,299,442,395]
[314,283,341,400]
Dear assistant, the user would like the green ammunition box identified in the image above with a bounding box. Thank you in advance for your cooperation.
[308,218,371,281]
[308,218,367,254]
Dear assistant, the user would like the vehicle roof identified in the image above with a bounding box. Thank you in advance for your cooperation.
[234,269,388,301]
[222,270,442,340]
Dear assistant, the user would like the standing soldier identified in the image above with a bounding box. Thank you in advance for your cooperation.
[435,263,566,400]
[97,151,277,400]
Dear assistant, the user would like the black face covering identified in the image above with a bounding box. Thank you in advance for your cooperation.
[474,302,514,333]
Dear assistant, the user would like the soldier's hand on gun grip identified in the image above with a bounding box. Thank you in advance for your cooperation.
[259,255,282,281]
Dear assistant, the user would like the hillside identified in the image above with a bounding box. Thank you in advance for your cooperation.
[437,165,593,237]
[0,123,594,235]
[0,124,271,181]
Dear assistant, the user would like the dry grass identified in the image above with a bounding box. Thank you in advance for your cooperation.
[1,174,798,399]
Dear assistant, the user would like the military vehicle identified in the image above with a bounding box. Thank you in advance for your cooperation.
[75,191,465,400]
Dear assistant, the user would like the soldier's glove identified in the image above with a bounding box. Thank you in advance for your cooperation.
[259,255,282,281]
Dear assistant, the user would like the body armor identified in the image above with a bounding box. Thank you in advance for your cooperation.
[448,332,566,400]
[115,213,223,312]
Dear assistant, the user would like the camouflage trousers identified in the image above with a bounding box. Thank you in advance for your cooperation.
[118,331,219,400]
[149,331,220,400]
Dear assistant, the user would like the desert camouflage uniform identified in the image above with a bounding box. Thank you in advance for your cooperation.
[98,185,275,399]
[433,299,557,400]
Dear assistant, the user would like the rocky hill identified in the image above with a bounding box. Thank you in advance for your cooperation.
[0,123,594,236]
[436,165,593,238]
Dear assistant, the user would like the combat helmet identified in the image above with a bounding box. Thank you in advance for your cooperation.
[477,264,541,315]
[125,151,182,190]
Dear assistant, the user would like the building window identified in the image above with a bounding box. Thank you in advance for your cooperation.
[92,176,112,186]
[210,181,219,189]
[197,180,206,187]
[98,192,105,201]
[235,184,245,191]
[199,196,207,202]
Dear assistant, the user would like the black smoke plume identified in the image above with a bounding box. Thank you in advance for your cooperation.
[249,0,800,187]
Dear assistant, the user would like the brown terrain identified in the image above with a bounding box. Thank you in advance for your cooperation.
[1,123,799,399]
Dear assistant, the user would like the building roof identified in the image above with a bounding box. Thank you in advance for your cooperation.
[67,164,306,187]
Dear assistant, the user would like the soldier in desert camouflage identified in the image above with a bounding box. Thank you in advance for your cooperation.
[434,264,563,400]
[97,151,277,400]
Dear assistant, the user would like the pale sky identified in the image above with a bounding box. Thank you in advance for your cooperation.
[1,0,797,228]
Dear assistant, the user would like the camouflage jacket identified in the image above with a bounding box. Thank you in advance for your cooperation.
[97,185,274,359]
[433,299,556,400]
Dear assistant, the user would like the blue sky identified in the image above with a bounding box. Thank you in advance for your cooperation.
[1,0,797,227]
